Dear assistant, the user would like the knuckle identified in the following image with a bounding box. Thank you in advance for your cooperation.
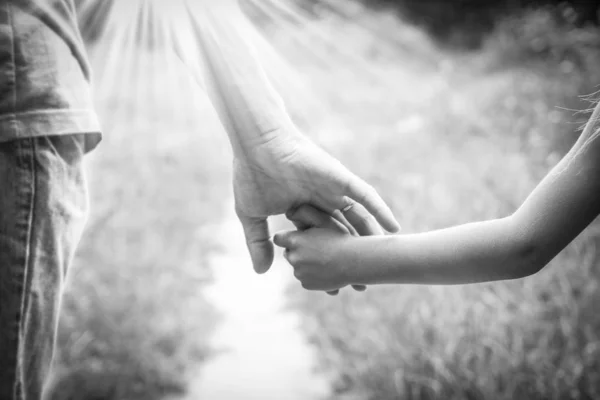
[288,252,300,266]
[341,175,354,192]
[285,207,297,219]
[287,236,298,248]
[286,206,302,220]
[354,212,371,226]
[248,235,267,246]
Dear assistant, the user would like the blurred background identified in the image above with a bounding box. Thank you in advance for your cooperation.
[48,0,600,399]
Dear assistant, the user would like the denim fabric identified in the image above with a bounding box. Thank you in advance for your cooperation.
[0,134,88,400]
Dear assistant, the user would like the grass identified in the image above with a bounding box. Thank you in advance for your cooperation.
[263,5,600,400]
[47,50,232,399]
[46,2,600,399]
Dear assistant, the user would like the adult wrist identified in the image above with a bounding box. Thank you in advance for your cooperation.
[232,127,306,165]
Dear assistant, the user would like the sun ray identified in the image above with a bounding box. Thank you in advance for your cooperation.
[36,0,429,145]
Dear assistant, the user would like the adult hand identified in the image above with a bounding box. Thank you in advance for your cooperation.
[234,133,399,274]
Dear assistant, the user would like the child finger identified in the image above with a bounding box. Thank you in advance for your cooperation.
[352,285,367,292]
[290,205,349,233]
[273,231,301,249]
[287,206,324,231]
[286,204,325,222]
[327,290,340,296]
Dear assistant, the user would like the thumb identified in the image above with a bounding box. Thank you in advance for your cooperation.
[238,215,274,274]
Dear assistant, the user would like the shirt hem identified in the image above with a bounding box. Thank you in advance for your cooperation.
[0,109,102,152]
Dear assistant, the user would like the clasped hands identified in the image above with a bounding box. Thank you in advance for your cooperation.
[233,130,400,295]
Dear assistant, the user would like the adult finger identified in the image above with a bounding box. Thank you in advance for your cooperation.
[346,177,400,233]
[342,202,384,236]
[238,215,273,274]
[331,209,358,236]
[327,290,339,296]
[291,219,311,231]
[352,285,367,292]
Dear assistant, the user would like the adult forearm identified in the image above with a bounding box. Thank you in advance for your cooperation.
[186,1,302,158]
[345,217,540,285]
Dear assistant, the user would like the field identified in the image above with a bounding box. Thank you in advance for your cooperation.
[277,5,600,400]
[48,1,600,399]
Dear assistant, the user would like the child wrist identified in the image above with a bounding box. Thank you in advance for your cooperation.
[338,238,365,285]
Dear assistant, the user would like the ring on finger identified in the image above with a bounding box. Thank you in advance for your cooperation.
[341,202,355,214]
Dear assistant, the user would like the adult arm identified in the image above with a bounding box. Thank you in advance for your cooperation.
[182,1,400,273]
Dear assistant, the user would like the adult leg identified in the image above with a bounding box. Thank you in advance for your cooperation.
[0,134,89,400]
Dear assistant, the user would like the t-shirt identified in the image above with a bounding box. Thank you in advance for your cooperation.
[0,0,101,150]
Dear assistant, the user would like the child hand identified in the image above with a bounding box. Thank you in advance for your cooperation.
[275,205,363,294]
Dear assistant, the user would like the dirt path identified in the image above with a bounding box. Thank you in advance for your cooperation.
[180,204,330,400]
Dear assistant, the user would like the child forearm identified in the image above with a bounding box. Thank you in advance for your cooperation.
[348,105,600,286]
[344,216,542,285]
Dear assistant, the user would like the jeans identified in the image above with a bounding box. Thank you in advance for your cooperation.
[0,135,89,400]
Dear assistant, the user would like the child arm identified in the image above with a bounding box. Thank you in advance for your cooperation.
[275,104,600,289]
[356,107,600,285]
